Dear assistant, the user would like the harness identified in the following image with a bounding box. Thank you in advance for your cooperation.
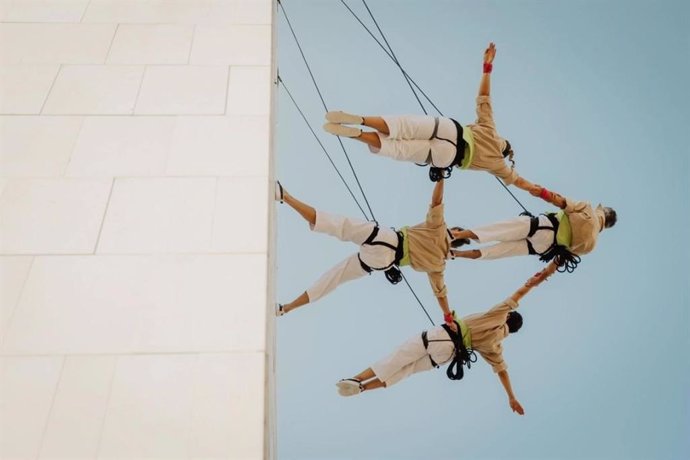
[357,225,405,284]
[422,117,467,182]
[421,322,477,381]
[526,213,581,273]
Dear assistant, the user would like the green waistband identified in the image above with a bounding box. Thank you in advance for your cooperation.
[458,319,472,349]
[459,126,475,169]
[399,227,411,266]
[555,210,572,248]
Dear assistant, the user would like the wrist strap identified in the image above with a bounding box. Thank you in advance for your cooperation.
[483,63,493,74]
[444,312,454,323]
[539,187,551,200]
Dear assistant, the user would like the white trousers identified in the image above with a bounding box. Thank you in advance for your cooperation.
[472,215,555,260]
[371,115,458,168]
[371,326,454,387]
[306,210,398,303]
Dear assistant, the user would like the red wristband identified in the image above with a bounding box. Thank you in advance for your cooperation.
[483,62,493,74]
[539,188,551,200]
[444,312,453,323]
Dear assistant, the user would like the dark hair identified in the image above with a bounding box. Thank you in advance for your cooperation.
[604,207,617,228]
[506,311,523,333]
[502,140,515,168]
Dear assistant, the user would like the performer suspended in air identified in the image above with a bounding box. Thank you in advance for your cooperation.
[336,263,558,417]
[323,42,539,188]
[451,186,617,272]
[274,179,469,331]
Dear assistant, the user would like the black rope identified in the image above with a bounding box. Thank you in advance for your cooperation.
[278,0,376,222]
[401,272,435,325]
[339,0,443,116]
[340,0,533,215]
[278,0,435,326]
[360,0,427,115]
[278,76,369,220]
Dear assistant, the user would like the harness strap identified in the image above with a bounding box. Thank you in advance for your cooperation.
[359,226,406,284]
[421,323,477,381]
[523,213,582,272]
[421,331,439,368]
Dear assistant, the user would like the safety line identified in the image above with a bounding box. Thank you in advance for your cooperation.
[278,0,376,222]
[279,80,436,326]
[341,0,533,215]
[278,1,435,326]
[339,0,443,115]
[278,76,370,220]
[360,0,428,114]
[401,272,435,325]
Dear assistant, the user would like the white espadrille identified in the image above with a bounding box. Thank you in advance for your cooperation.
[323,123,361,138]
[336,379,363,397]
[274,181,284,203]
[326,110,364,125]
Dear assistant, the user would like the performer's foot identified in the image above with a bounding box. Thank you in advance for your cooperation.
[323,122,361,138]
[276,303,285,317]
[326,110,364,125]
[274,181,284,203]
[336,378,363,397]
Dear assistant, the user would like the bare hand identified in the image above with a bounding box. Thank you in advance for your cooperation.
[484,42,496,64]
[445,319,458,333]
[510,398,525,415]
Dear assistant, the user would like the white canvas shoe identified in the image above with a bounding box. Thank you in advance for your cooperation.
[274,181,284,203]
[276,303,285,317]
[326,110,364,125]
[336,379,363,397]
[323,123,361,138]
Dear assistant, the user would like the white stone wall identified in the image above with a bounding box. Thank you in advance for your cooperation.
[0,1,276,459]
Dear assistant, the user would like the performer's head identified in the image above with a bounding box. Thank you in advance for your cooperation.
[596,205,617,231]
[506,311,523,333]
[603,207,617,229]
[502,140,515,168]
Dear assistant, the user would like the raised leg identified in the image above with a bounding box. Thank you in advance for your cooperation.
[362,378,386,392]
[362,116,390,135]
[451,228,478,240]
[283,190,316,227]
[353,367,376,382]
[452,249,482,259]
[282,291,310,314]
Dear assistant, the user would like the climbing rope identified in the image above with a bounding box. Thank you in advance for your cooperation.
[277,1,436,326]
[278,76,370,220]
[278,0,376,222]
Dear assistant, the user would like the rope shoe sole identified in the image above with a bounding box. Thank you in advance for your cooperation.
[326,110,364,125]
[323,123,361,138]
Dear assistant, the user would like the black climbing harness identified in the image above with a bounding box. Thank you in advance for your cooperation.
[357,225,405,284]
[422,322,477,381]
[526,213,581,273]
[421,117,467,182]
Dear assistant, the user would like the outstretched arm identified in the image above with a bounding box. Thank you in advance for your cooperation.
[512,176,540,195]
[431,178,444,207]
[530,185,567,209]
[436,295,458,333]
[427,272,458,332]
[497,370,524,415]
[478,42,496,97]
[510,261,559,304]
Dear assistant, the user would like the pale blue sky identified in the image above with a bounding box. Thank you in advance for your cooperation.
[275,1,689,459]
